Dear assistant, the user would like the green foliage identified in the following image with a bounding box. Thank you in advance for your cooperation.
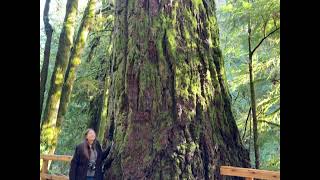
[217,0,280,170]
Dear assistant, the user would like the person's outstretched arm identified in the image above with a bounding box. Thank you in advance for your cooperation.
[69,145,80,180]
[101,142,113,160]
[103,157,114,170]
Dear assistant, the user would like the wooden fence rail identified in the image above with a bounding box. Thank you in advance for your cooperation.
[40,155,72,180]
[40,154,280,180]
[220,166,280,180]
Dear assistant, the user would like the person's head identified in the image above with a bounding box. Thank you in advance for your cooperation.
[84,128,96,143]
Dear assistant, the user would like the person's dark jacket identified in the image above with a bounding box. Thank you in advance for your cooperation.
[69,140,111,180]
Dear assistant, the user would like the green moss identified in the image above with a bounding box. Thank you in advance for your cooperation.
[192,0,203,10]
[182,164,192,179]
[98,78,110,141]
[184,9,197,31]
[40,123,61,154]
[190,77,201,97]
[167,28,177,54]
[177,144,186,154]
[153,112,173,152]
[54,69,64,85]
[113,65,125,95]
[188,142,197,153]
[139,62,154,91]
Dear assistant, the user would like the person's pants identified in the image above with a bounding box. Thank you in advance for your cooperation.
[87,176,95,180]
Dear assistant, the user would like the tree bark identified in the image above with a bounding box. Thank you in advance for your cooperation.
[56,0,96,130]
[40,0,53,123]
[102,0,250,179]
[40,0,78,155]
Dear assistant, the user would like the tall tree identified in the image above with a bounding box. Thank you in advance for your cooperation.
[248,15,279,169]
[247,0,279,168]
[40,0,53,123]
[57,0,97,134]
[40,0,78,155]
[217,0,280,169]
[102,0,250,179]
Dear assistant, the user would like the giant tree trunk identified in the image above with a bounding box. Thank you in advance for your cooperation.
[40,0,78,155]
[57,0,96,130]
[102,0,250,179]
[40,0,53,123]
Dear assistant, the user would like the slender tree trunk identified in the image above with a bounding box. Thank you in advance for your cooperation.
[87,61,108,135]
[40,0,53,123]
[248,54,259,169]
[98,75,111,144]
[40,0,78,155]
[247,13,260,169]
[97,48,113,144]
[56,0,96,130]
[242,107,251,140]
[102,1,250,179]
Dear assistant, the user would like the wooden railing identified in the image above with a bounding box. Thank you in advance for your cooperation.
[220,166,280,180]
[40,154,72,180]
[40,154,280,180]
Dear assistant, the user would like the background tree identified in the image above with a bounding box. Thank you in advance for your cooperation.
[217,0,280,170]
[40,0,79,156]
[47,1,115,174]
[40,0,54,122]
[56,0,97,138]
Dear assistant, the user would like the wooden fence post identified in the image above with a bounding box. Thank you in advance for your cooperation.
[41,159,49,180]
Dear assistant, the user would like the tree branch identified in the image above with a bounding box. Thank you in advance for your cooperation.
[233,91,240,103]
[258,120,280,128]
[262,16,269,37]
[242,107,252,140]
[75,71,99,82]
[267,107,280,116]
[251,27,280,55]
[248,19,252,57]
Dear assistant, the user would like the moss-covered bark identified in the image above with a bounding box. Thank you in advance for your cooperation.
[97,73,112,143]
[40,0,53,123]
[102,0,250,179]
[40,0,79,155]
